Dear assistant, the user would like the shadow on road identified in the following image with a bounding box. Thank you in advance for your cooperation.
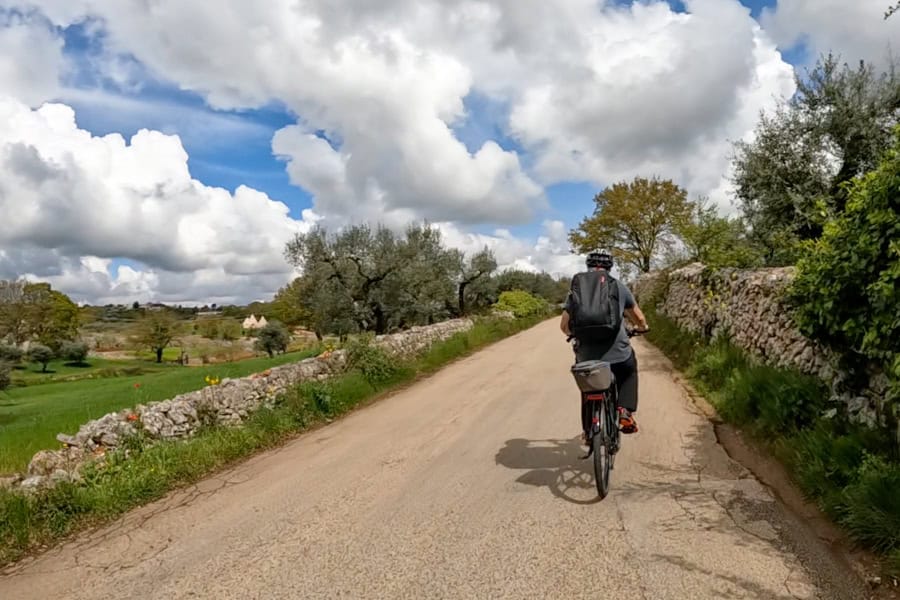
[650,553,801,600]
[494,438,604,505]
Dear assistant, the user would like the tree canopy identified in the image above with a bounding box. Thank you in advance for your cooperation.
[569,176,693,273]
[132,311,179,363]
[732,54,900,263]
[281,223,566,336]
[0,280,80,350]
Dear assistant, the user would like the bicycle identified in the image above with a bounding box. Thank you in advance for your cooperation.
[567,328,646,499]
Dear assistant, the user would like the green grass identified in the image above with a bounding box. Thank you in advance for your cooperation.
[644,308,900,578]
[132,347,184,362]
[0,315,546,567]
[9,358,168,386]
[0,350,320,475]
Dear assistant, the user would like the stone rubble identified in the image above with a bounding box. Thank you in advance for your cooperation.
[14,318,474,493]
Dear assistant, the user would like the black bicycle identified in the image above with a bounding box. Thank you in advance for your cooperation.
[568,328,646,499]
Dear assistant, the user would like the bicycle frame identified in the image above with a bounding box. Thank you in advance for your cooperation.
[582,386,620,457]
[567,327,645,492]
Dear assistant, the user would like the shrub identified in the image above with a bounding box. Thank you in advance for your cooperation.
[254,322,291,358]
[493,290,549,319]
[60,341,89,364]
[344,335,401,385]
[836,454,900,555]
[789,127,900,407]
[0,362,11,391]
[0,344,23,364]
[27,344,54,373]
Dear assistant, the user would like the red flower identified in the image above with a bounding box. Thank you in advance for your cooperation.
[134,383,141,389]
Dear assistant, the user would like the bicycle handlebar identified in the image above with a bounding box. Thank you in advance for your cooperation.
[567,327,649,344]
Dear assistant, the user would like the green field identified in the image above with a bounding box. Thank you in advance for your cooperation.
[0,350,319,474]
[9,358,168,386]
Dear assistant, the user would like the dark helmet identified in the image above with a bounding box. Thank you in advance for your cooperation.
[586,248,613,270]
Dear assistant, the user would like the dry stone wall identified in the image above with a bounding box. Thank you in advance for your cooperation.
[10,318,474,492]
[632,264,886,429]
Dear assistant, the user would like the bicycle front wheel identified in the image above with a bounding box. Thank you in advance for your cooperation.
[592,403,611,499]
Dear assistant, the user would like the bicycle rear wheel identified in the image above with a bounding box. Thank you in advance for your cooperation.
[592,402,611,499]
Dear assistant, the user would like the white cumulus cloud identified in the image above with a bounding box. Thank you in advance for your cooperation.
[761,0,900,69]
[0,96,317,303]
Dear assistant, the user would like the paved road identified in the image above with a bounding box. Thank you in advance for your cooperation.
[0,320,869,599]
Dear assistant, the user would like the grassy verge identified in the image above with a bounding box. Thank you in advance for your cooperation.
[644,307,900,578]
[0,315,546,567]
[0,349,321,474]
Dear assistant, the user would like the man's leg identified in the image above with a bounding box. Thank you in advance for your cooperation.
[610,350,639,433]
[575,343,598,444]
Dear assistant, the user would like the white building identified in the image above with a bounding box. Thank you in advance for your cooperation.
[242,314,268,331]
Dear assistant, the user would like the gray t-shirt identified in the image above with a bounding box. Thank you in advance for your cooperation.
[565,275,636,364]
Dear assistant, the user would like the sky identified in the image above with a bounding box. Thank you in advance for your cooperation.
[0,0,897,305]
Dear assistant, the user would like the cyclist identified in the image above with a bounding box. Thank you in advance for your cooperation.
[560,249,648,441]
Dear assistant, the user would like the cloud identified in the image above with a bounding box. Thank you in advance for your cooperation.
[761,0,900,69]
[14,0,792,221]
[0,0,815,302]
[436,220,583,278]
[503,0,796,211]
[0,11,65,106]
[0,96,316,303]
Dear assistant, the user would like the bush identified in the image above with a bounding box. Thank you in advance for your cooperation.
[344,336,403,386]
[790,127,900,405]
[0,344,23,364]
[493,290,549,319]
[27,344,54,373]
[60,341,89,364]
[0,362,11,391]
[254,322,291,358]
[837,455,900,555]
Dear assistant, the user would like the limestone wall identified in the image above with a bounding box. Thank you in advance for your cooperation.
[632,264,888,429]
[10,318,474,492]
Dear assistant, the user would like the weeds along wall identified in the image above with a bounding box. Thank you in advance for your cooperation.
[12,318,476,492]
[631,264,892,432]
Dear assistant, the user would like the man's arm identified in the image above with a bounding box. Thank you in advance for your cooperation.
[625,305,649,331]
[560,310,571,336]
[621,282,649,331]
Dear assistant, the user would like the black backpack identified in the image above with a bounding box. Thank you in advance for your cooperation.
[568,270,622,343]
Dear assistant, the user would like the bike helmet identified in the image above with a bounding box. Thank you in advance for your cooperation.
[586,248,613,270]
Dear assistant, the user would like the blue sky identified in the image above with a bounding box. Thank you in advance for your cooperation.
[46,0,808,245]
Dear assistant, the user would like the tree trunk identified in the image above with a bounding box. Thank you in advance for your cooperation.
[373,305,388,335]
[156,347,163,363]
[458,283,468,316]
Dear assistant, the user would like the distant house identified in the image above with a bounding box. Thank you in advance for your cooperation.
[242,314,268,331]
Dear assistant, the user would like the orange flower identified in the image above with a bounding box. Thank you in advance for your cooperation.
[126,413,139,422]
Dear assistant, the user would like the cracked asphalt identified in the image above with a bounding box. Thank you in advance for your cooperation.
[0,320,871,599]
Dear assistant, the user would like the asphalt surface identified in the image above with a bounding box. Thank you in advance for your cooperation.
[0,320,870,599]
